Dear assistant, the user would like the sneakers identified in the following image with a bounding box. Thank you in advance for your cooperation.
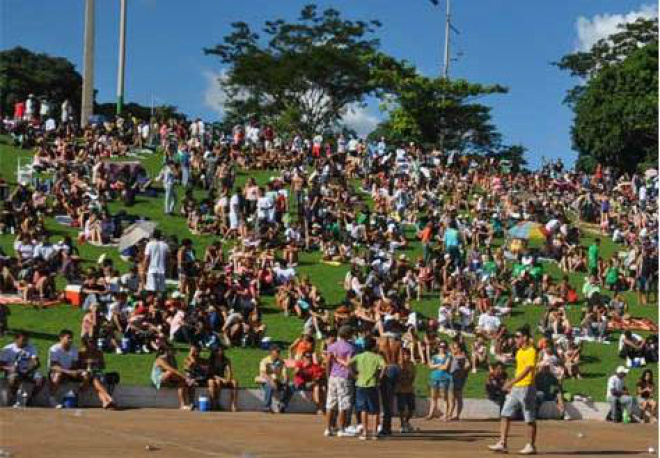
[518,444,536,455]
[488,441,508,453]
[323,428,335,437]
[337,429,357,438]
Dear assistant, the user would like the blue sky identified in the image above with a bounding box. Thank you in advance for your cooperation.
[2,0,657,167]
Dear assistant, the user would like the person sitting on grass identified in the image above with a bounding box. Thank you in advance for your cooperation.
[151,341,195,410]
[0,331,44,407]
[48,329,89,408]
[208,345,239,412]
[258,344,292,413]
[471,335,489,373]
[349,335,386,441]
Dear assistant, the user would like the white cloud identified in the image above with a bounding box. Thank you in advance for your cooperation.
[202,69,230,117]
[576,4,658,51]
[342,104,380,138]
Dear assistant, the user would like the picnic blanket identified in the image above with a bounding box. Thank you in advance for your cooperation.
[0,294,59,307]
[607,316,658,333]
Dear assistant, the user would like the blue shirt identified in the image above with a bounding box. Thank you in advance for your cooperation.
[444,228,460,248]
[430,354,452,381]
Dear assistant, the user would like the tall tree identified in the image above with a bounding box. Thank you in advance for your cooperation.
[204,4,387,137]
[556,18,658,172]
[0,46,82,117]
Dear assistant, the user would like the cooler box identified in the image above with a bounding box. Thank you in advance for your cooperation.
[65,285,83,307]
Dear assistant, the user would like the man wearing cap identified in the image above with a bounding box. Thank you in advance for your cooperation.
[489,325,538,455]
[606,366,640,422]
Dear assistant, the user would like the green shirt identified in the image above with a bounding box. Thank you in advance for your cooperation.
[350,351,386,388]
[588,244,599,267]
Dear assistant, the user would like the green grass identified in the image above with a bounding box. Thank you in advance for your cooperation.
[0,135,656,401]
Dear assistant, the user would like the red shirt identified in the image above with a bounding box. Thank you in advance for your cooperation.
[294,361,324,387]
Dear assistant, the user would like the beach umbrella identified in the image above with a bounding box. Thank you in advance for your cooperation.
[508,221,546,240]
[118,221,157,253]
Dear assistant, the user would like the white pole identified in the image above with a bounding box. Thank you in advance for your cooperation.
[81,0,96,127]
[116,0,128,115]
[443,0,451,79]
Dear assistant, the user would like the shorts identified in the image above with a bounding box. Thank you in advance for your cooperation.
[396,392,416,413]
[8,371,43,384]
[146,272,166,292]
[501,386,537,423]
[356,387,380,414]
[326,376,353,411]
[450,376,467,393]
[430,378,450,390]
[637,276,649,292]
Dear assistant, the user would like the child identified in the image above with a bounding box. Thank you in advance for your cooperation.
[427,340,452,420]
[397,350,417,432]
[350,336,386,440]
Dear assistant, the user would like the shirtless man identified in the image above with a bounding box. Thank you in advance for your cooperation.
[378,317,403,436]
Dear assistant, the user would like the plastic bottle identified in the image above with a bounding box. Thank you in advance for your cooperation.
[622,409,631,424]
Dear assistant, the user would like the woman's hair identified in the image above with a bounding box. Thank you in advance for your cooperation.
[640,369,654,382]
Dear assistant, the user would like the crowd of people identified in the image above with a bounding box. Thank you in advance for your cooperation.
[0,99,658,449]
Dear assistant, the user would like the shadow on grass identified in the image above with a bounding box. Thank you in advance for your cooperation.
[9,328,60,342]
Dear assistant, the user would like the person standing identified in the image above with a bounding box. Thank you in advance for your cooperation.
[488,325,538,455]
[158,161,178,215]
[588,238,600,278]
[324,325,356,437]
[143,230,169,294]
[350,336,386,441]
[448,340,471,421]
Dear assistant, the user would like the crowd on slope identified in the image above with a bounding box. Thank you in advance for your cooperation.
[0,102,658,441]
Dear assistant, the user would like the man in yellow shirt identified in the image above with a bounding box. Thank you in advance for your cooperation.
[488,326,538,455]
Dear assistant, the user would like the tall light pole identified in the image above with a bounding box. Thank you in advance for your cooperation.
[443,0,451,79]
[81,0,96,127]
[116,0,128,115]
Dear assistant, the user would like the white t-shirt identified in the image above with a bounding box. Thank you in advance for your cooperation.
[274,265,296,284]
[1,343,38,373]
[478,313,501,333]
[144,240,169,274]
[230,194,241,216]
[606,374,625,399]
[45,118,57,132]
[257,196,274,220]
[48,343,78,370]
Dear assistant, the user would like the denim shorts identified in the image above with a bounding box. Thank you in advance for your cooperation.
[430,378,450,390]
[356,387,380,414]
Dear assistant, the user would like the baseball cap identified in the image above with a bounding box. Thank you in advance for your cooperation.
[615,366,629,375]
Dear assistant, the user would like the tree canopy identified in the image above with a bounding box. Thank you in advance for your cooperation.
[371,67,508,155]
[0,46,82,118]
[556,18,658,172]
[204,4,391,137]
